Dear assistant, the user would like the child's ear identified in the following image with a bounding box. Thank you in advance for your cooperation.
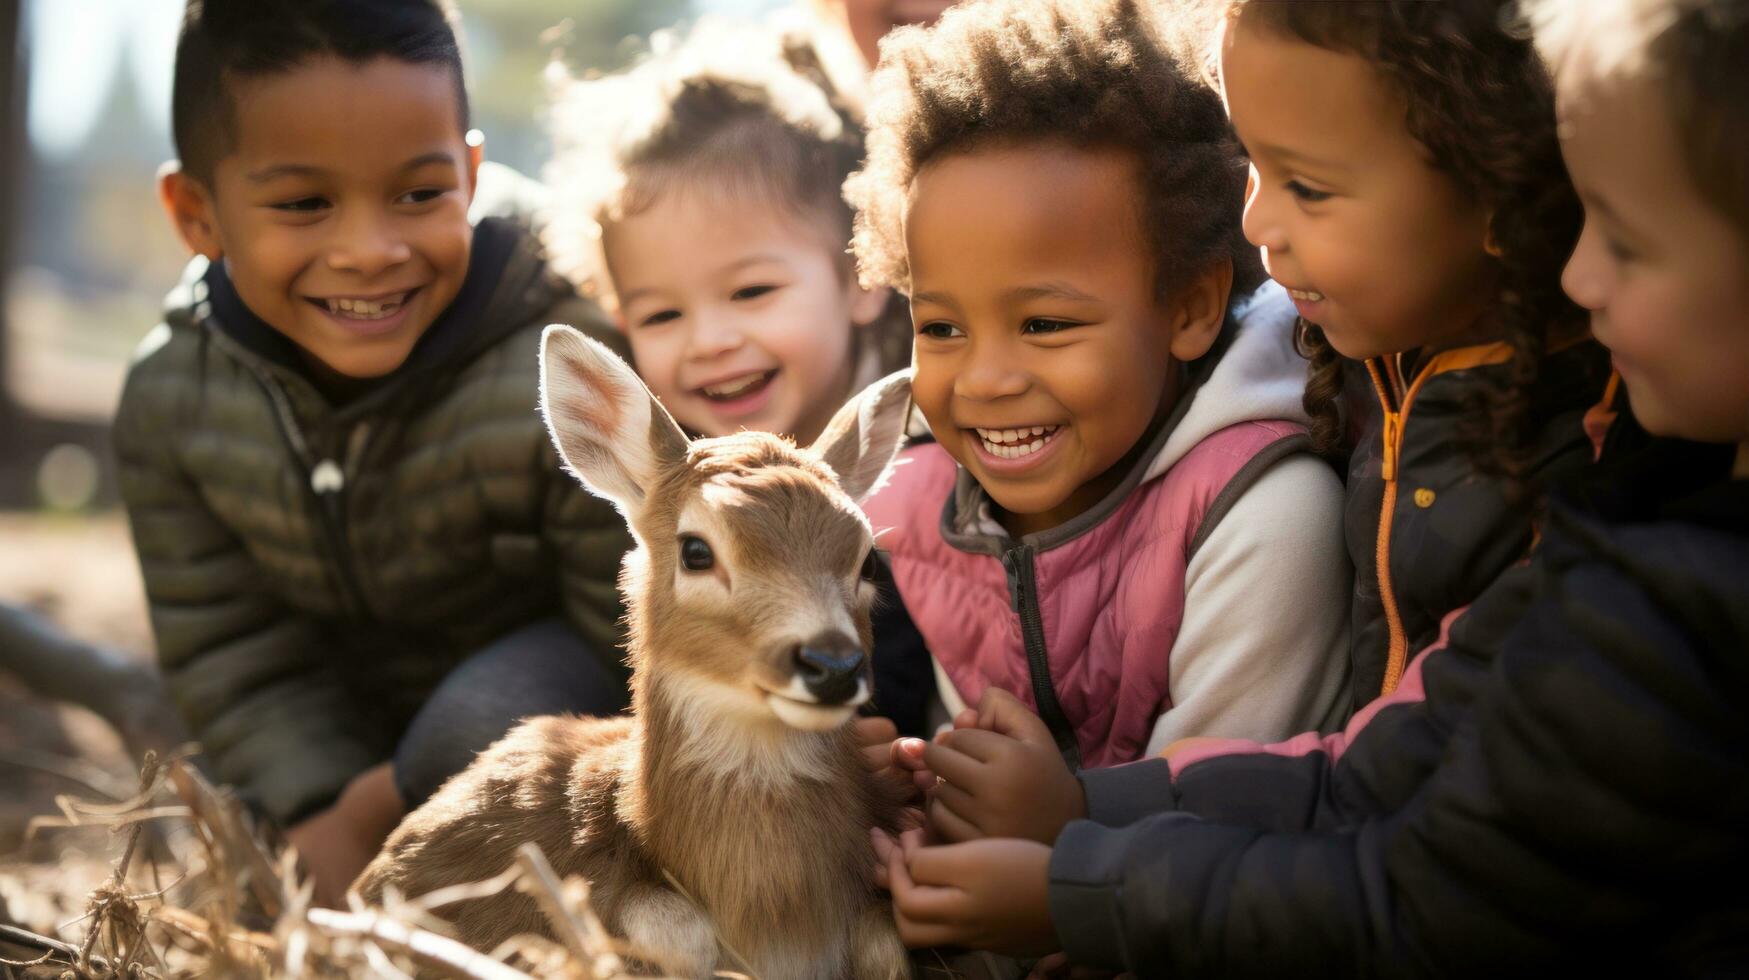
[1167,259,1235,362]
[464,130,485,204]
[157,162,223,261]
[848,281,891,329]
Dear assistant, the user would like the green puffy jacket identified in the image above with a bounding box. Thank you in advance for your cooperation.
[114,217,632,825]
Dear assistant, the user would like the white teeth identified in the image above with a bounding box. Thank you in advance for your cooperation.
[701,372,770,398]
[975,424,1061,459]
[1287,288,1325,303]
[325,293,408,319]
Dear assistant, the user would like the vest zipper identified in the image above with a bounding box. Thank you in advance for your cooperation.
[1001,545,1080,770]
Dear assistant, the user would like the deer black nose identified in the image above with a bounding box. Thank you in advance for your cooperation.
[794,637,866,705]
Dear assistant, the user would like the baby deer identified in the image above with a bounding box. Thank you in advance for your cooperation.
[355,326,913,979]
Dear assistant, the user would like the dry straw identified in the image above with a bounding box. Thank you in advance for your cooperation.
[0,752,743,980]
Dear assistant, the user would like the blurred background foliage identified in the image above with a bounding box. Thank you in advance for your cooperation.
[0,0,782,509]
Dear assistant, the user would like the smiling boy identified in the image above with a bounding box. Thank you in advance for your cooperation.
[117,0,634,903]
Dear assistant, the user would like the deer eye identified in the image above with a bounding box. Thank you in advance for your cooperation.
[859,549,880,583]
[679,536,715,572]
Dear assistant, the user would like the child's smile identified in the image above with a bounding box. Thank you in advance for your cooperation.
[306,288,423,334]
[971,424,1064,465]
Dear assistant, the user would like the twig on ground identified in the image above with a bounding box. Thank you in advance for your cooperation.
[515,844,623,977]
[302,907,536,980]
[0,749,132,802]
[0,923,109,973]
[74,752,160,975]
[167,761,283,920]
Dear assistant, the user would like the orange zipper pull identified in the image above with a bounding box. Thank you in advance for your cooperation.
[1381,412,1401,483]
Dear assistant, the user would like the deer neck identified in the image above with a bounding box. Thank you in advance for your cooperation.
[633,670,849,793]
[624,669,877,951]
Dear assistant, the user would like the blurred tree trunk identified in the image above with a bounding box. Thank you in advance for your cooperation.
[1,0,18,433]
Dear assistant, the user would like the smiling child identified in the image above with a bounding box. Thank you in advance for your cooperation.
[850,0,1352,788]
[543,21,911,446]
[116,0,634,904]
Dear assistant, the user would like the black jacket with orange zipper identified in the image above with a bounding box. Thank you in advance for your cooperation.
[1340,338,1608,712]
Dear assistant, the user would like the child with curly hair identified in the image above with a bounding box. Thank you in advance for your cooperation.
[848,0,1353,831]
[543,21,910,447]
[879,0,1749,969]
[1222,0,1612,712]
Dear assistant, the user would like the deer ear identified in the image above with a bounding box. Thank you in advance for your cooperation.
[807,370,913,503]
[540,325,688,513]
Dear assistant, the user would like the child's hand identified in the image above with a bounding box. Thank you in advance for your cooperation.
[885,827,1058,957]
[285,762,405,907]
[922,688,1086,844]
[870,809,931,889]
[854,716,938,805]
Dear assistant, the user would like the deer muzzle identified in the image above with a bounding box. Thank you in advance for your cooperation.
[792,635,867,706]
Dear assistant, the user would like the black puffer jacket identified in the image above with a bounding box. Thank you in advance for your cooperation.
[114,218,633,824]
[1342,339,1608,710]
[1048,424,1746,976]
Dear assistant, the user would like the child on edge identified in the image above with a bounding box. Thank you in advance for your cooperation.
[119,0,633,903]
[849,0,1353,838]
[875,0,1749,970]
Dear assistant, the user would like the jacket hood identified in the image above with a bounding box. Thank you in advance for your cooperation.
[1143,281,1308,481]
[943,281,1310,547]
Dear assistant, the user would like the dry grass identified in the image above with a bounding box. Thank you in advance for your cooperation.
[0,751,697,980]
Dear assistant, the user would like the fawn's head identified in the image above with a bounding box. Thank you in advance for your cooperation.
[540,326,911,733]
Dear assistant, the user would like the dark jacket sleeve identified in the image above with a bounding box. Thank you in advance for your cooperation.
[115,358,380,825]
[1047,518,1749,977]
[1078,559,1541,836]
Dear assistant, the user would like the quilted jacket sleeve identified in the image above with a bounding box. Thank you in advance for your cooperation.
[1047,515,1748,977]
[115,353,379,826]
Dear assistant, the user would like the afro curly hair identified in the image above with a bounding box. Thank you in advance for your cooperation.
[844,0,1263,306]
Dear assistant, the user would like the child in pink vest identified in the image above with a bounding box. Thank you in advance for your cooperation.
[848,0,1351,782]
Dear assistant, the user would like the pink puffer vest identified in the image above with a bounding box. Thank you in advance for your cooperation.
[862,420,1307,767]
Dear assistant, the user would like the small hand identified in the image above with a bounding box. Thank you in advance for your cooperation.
[870,809,928,889]
[854,716,915,804]
[922,688,1086,844]
[885,828,1058,957]
[286,762,405,908]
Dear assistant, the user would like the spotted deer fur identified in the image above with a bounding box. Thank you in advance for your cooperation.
[355,326,913,980]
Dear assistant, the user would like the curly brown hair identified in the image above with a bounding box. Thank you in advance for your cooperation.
[1225,0,1590,475]
[544,21,867,296]
[543,20,914,375]
[845,0,1264,312]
